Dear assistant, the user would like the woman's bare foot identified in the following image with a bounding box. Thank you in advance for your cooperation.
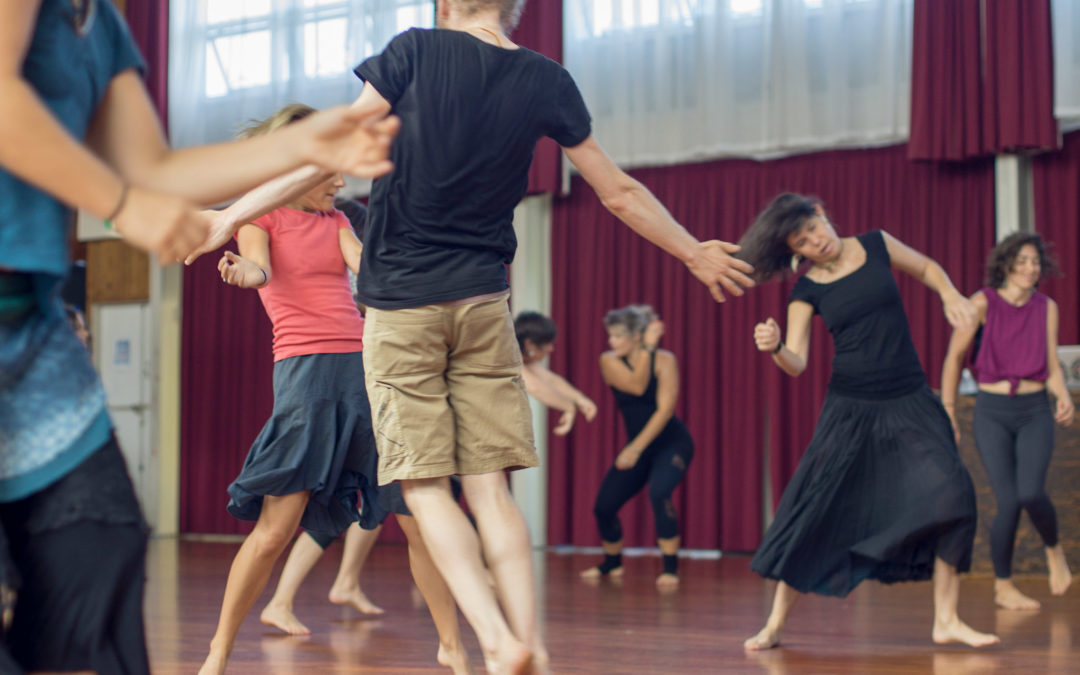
[655,573,679,590]
[993,578,1040,610]
[932,618,1000,647]
[483,639,532,675]
[437,642,474,675]
[579,566,623,580]
[329,584,385,615]
[744,625,782,651]
[197,649,229,675]
[1046,545,1073,596]
[260,602,312,635]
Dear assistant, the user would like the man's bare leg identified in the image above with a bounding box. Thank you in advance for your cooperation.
[401,477,531,675]
[744,581,800,651]
[397,514,473,674]
[199,491,311,675]
[328,523,385,614]
[461,472,547,665]
[931,557,1000,647]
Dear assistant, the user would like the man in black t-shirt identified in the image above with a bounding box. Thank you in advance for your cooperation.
[190,2,755,671]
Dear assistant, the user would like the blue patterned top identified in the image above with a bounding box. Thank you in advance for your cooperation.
[0,0,144,501]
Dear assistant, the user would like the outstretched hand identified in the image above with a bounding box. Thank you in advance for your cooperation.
[299,107,400,179]
[185,209,237,265]
[111,187,211,265]
[753,318,782,353]
[685,240,755,303]
[942,291,979,331]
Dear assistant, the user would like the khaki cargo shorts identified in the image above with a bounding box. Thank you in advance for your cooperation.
[363,293,538,485]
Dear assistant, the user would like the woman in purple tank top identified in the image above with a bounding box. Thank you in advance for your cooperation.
[942,233,1074,610]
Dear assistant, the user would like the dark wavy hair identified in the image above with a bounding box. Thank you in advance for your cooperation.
[514,311,557,350]
[603,305,655,336]
[984,232,1060,288]
[736,193,824,283]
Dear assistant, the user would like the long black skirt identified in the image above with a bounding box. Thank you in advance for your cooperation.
[751,384,976,597]
[227,352,387,536]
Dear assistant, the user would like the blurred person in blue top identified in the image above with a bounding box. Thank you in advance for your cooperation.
[0,1,398,671]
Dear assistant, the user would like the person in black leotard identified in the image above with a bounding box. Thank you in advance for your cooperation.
[581,305,694,590]
[738,193,998,650]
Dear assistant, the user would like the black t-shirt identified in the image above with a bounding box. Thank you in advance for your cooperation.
[789,230,926,398]
[354,28,592,309]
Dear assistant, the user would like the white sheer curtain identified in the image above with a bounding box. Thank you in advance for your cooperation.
[168,0,434,149]
[564,0,913,167]
[1052,0,1080,130]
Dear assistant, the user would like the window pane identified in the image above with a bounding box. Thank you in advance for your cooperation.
[206,30,272,97]
[206,0,271,24]
[304,18,348,77]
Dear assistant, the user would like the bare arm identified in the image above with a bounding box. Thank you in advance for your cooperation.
[543,369,598,420]
[753,301,814,377]
[616,350,679,469]
[339,227,363,275]
[1046,299,1075,426]
[600,349,653,396]
[217,225,271,289]
[521,363,578,436]
[940,292,986,438]
[185,84,396,264]
[882,231,977,330]
[563,136,755,302]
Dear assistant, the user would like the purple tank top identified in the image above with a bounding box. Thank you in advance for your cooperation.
[973,288,1049,394]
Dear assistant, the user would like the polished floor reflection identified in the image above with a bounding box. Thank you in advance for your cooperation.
[144,539,1079,673]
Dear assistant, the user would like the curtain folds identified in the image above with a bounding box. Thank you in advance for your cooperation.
[909,0,1058,160]
[1033,130,1080,346]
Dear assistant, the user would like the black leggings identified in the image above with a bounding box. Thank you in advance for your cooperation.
[973,390,1059,579]
[593,430,694,542]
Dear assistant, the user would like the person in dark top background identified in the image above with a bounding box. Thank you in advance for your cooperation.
[737,193,998,651]
[185,1,755,671]
[581,305,694,590]
[941,233,1073,610]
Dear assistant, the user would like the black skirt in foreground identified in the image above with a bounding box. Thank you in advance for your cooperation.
[751,384,976,597]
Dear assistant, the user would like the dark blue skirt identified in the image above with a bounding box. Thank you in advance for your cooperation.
[227,352,387,536]
[751,385,976,597]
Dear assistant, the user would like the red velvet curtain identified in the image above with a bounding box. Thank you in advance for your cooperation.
[181,248,274,535]
[124,0,169,123]
[511,0,563,194]
[548,145,994,552]
[1033,130,1080,345]
[909,0,1058,161]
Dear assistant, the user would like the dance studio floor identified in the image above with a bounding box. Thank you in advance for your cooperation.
[145,539,1078,673]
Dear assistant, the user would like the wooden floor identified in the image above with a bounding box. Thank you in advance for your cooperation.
[145,538,1079,673]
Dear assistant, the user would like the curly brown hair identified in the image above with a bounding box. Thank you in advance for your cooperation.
[984,232,1060,288]
[735,193,824,283]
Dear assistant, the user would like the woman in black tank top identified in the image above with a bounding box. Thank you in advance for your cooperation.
[737,193,998,651]
[580,305,695,589]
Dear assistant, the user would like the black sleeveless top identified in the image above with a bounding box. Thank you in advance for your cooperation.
[610,351,689,443]
[788,230,926,399]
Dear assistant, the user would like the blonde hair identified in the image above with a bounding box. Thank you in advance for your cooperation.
[238,103,316,139]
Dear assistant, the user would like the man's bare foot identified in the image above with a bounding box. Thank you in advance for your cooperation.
[655,573,679,590]
[744,625,781,651]
[197,650,228,675]
[484,639,532,675]
[260,602,312,635]
[1047,545,1073,596]
[993,579,1040,610]
[932,618,1000,647]
[580,566,623,580]
[437,642,474,675]
[329,585,385,615]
